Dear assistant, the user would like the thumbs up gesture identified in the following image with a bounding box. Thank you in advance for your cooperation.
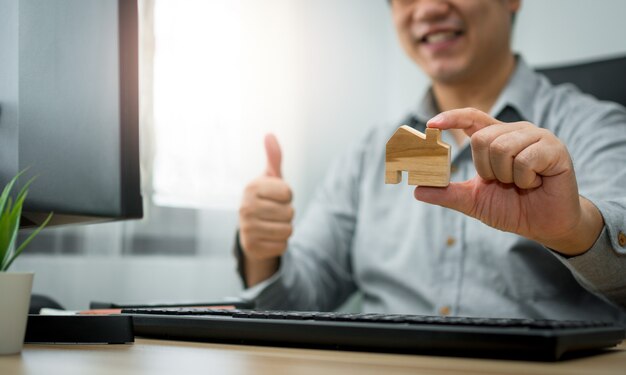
[238,134,294,284]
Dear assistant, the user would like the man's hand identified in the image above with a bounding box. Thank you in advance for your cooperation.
[414,108,604,256]
[239,134,294,286]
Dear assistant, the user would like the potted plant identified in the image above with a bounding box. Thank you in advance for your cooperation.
[0,171,52,355]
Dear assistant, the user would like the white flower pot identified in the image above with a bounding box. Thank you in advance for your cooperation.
[0,272,34,355]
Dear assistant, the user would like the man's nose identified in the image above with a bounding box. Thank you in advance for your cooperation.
[411,0,452,22]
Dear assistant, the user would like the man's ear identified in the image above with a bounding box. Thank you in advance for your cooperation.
[507,0,521,27]
[508,0,521,13]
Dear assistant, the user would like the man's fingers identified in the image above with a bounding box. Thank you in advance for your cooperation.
[470,124,565,189]
[486,126,542,184]
[427,108,502,136]
[264,133,283,178]
[470,123,528,181]
[254,178,293,203]
[513,138,566,189]
[242,198,294,222]
[241,219,293,242]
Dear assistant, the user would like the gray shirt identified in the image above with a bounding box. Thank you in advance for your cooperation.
[240,57,626,324]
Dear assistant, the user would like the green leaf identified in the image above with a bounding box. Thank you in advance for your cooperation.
[0,196,16,269]
[0,170,27,265]
[2,190,28,270]
[0,170,27,218]
[4,212,53,271]
[0,168,51,272]
[15,176,36,206]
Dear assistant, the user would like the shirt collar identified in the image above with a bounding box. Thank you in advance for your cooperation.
[490,56,538,122]
[413,88,439,128]
[412,56,539,127]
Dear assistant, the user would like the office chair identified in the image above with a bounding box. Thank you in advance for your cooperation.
[536,55,626,107]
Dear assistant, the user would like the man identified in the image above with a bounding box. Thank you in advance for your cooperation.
[236,0,626,322]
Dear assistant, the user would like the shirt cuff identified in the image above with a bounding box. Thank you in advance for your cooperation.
[234,229,289,305]
[240,266,283,301]
[548,227,608,292]
[233,230,249,288]
[239,250,295,309]
[551,199,626,303]
[567,226,614,283]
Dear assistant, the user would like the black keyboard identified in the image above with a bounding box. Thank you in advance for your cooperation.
[123,308,625,360]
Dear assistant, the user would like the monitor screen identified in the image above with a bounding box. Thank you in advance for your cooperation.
[0,0,143,227]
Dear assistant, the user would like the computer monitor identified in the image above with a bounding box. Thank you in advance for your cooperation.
[0,0,143,227]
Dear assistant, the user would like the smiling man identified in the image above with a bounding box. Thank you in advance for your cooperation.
[235,0,626,323]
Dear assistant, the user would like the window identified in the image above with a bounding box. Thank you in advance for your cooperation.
[152,0,243,209]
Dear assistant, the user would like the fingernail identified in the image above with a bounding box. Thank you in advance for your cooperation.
[429,113,444,124]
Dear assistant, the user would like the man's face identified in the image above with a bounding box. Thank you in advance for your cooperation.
[391,0,520,84]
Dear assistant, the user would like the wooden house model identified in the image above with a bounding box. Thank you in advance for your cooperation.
[385,125,451,187]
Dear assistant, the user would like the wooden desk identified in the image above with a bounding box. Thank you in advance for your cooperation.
[1,339,625,375]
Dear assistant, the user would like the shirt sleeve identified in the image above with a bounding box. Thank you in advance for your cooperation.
[554,95,626,309]
[234,128,377,311]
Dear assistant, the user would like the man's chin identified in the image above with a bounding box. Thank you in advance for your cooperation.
[419,58,470,84]
[428,67,467,85]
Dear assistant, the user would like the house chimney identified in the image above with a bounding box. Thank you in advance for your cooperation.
[425,128,442,144]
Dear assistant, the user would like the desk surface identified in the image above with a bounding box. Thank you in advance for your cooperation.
[1,339,625,375]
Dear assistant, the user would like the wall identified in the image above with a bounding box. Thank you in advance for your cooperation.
[513,0,626,66]
[12,0,626,310]
[0,0,20,183]
[238,0,393,214]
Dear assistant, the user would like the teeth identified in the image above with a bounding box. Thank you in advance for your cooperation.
[425,31,457,44]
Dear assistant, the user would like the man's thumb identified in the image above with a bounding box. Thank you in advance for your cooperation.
[264,133,282,178]
[413,181,475,217]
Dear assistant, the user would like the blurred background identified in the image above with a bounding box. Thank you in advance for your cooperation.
[12,0,626,310]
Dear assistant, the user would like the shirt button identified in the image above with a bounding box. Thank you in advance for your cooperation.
[618,231,626,247]
[439,306,451,316]
[446,236,456,247]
